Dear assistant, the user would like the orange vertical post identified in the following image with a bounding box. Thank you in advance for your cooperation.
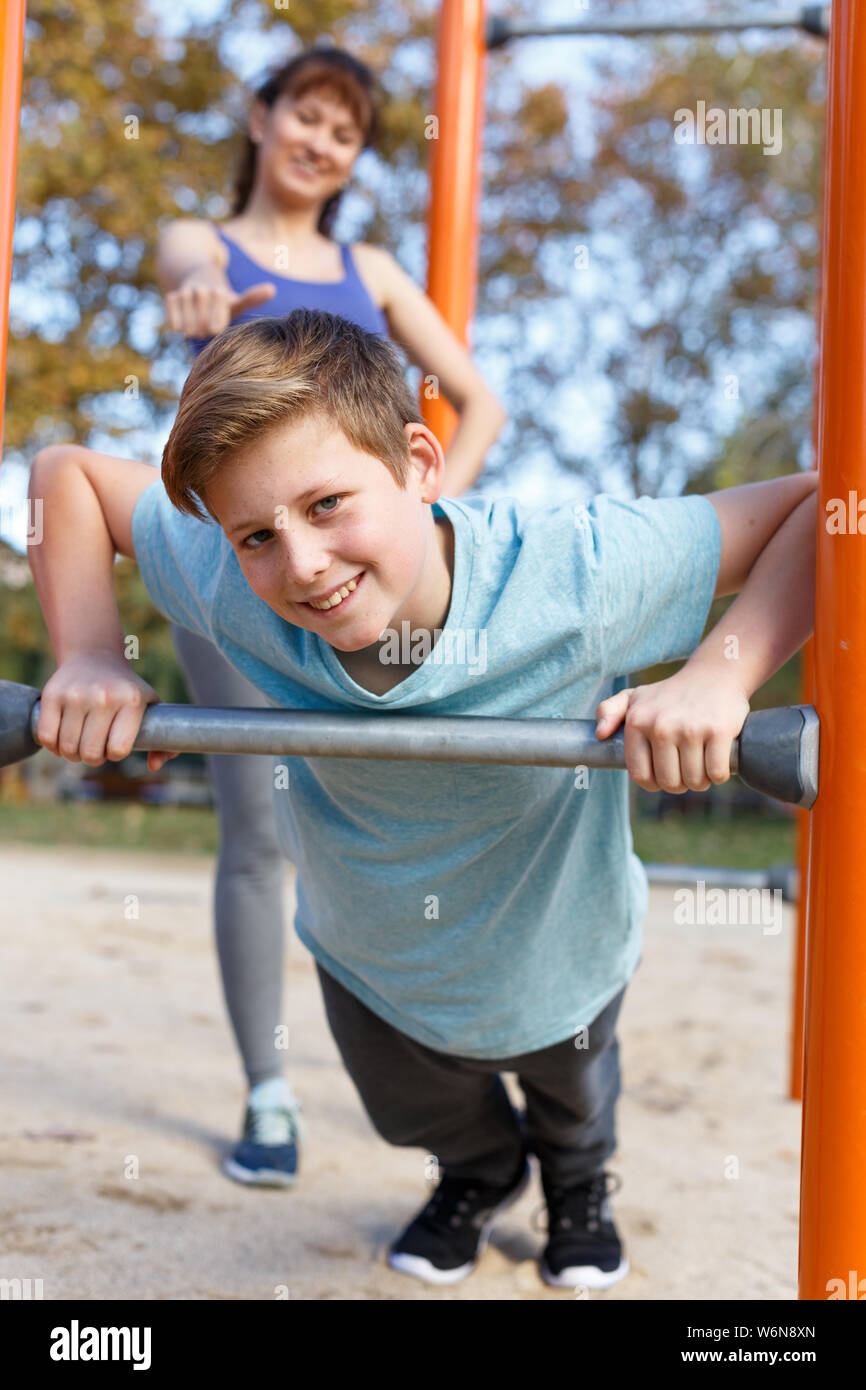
[422,0,486,451]
[790,45,828,1103]
[799,0,866,1300]
[0,0,26,458]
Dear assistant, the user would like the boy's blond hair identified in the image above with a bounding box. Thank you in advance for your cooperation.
[161,309,420,521]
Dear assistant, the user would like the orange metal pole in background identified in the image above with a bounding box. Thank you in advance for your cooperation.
[423,0,486,451]
[799,0,866,1299]
[0,0,26,458]
[790,39,828,1103]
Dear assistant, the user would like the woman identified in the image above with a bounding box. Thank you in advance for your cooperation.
[154,46,507,1189]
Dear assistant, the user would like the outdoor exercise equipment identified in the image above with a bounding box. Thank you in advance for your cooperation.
[0,677,820,809]
[427,2,828,1108]
[423,0,857,1308]
[0,0,857,1305]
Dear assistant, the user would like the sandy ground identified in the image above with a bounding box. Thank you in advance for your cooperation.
[0,842,803,1301]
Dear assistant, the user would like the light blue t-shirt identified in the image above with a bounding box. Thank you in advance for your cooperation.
[132,482,721,1058]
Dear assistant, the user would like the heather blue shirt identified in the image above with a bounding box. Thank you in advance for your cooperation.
[132,483,721,1058]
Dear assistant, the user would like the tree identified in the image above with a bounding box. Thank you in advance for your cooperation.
[568,12,825,497]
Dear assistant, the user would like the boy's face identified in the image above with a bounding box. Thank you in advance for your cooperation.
[206,413,452,655]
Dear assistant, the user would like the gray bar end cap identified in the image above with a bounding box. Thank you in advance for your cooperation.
[485,16,512,48]
[0,680,42,769]
[801,6,831,38]
[737,704,818,809]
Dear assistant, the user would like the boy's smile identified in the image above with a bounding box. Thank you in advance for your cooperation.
[299,567,365,611]
[206,413,455,671]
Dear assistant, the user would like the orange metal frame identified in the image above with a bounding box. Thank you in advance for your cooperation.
[421,0,486,451]
[425,0,864,1300]
[799,0,866,1301]
[0,0,26,457]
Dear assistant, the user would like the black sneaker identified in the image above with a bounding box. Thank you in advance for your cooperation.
[388,1156,531,1285]
[538,1170,630,1290]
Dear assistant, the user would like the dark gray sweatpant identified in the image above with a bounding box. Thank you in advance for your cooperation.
[315,962,627,1189]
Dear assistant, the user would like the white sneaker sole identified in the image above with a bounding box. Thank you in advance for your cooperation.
[540,1255,630,1290]
[387,1162,531,1285]
[222,1157,298,1188]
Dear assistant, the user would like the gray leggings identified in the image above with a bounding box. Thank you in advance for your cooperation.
[170,622,286,1090]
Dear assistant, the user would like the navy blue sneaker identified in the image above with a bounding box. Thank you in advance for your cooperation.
[222,1079,302,1189]
[388,1155,530,1285]
[538,1170,629,1290]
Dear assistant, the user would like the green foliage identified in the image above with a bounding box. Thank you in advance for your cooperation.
[631,806,795,871]
[0,798,219,854]
[576,15,825,495]
[0,795,795,865]
[0,546,48,687]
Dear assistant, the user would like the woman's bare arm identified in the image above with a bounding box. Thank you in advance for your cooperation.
[357,245,507,496]
[156,218,229,293]
[157,220,276,337]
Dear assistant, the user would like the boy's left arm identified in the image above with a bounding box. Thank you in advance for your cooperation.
[596,471,819,793]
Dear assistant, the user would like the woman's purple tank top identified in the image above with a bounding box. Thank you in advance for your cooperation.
[189,227,390,357]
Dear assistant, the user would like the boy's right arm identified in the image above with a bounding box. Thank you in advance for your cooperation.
[27,445,178,772]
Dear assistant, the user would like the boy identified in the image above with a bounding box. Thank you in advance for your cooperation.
[27,310,817,1290]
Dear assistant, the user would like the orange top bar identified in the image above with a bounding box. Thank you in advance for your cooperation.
[799,0,866,1299]
[422,0,486,451]
[0,0,25,459]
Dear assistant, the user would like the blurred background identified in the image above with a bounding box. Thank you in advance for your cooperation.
[0,0,821,864]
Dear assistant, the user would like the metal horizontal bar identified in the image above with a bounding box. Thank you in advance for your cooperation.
[14,695,815,808]
[30,699,633,769]
[486,6,830,47]
[0,682,818,808]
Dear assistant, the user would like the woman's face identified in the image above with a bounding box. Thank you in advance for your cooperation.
[251,85,366,211]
